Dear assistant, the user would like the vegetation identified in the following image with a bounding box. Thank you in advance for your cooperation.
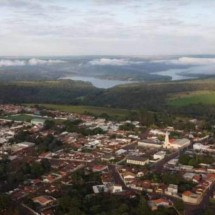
[31,104,130,119]
[56,171,177,215]
[119,122,135,131]
[169,91,215,107]
[1,114,34,122]
[0,194,11,212]
[179,154,214,167]
[1,79,215,121]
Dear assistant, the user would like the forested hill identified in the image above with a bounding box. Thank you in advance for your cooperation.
[0,80,99,104]
[1,79,215,117]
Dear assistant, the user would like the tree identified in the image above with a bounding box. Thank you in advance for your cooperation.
[0,194,11,212]
[44,119,55,129]
[174,200,184,213]
[137,196,152,215]
[119,123,135,131]
[41,158,51,171]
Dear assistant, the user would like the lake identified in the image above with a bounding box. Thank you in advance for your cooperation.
[153,69,195,81]
[60,69,195,89]
[60,76,134,89]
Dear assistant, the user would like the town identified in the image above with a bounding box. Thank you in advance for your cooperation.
[0,104,215,215]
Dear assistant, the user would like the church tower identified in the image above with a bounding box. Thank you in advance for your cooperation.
[164,131,170,148]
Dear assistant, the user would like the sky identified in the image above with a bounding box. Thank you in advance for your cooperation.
[1,0,215,56]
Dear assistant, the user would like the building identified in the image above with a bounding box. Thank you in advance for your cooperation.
[163,132,191,150]
[148,198,171,211]
[31,118,46,126]
[126,156,149,166]
[121,171,136,183]
[92,185,108,194]
[165,184,178,196]
[109,184,123,193]
[153,151,166,160]
[32,195,56,207]
[149,129,166,136]
[182,191,202,204]
[138,139,162,148]
[10,142,35,155]
[193,143,209,151]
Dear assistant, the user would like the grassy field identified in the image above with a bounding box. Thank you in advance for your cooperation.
[26,104,130,118]
[2,114,45,122]
[168,91,215,107]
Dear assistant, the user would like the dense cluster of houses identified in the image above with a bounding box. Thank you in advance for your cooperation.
[0,104,215,214]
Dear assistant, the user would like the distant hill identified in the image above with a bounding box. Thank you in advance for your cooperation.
[1,79,215,119]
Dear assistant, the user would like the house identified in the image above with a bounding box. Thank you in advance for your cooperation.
[32,195,56,207]
[109,184,123,193]
[101,154,115,162]
[92,165,108,173]
[148,198,171,211]
[183,173,195,181]
[165,184,178,196]
[151,198,171,207]
[121,171,136,182]
[92,185,108,194]
[101,173,113,185]
[182,191,202,204]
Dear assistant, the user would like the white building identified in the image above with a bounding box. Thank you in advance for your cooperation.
[149,129,166,136]
[163,132,191,150]
[138,140,162,148]
[31,118,45,126]
[153,151,166,160]
[193,143,209,151]
[109,185,123,193]
[165,184,178,196]
[126,156,149,166]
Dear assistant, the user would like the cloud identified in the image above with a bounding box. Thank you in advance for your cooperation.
[0,59,26,67]
[89,58,141,66]
[173,57,215,65]
[0,58,65,67]
[28,58,65,65]
[154,57,215,65]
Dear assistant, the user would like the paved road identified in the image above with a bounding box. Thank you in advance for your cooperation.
[108,164,128,190]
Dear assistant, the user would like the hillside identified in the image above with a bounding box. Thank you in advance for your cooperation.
[1,79,215,119]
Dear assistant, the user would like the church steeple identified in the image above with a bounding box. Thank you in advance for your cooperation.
[164,131,170,148]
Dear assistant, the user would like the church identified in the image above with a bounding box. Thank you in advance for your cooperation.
[163,132,191,150]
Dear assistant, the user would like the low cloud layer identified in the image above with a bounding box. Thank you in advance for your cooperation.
[156,57,215,65]
[0,58,65,67]
[28,58,65,65]
[89,58,141,66]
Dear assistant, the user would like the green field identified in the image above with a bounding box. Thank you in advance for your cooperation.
[1,114,44,122]
[169,91,215,107]
[27,104,130,118]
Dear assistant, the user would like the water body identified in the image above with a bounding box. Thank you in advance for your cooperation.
[154,69,195,81]
[60,76,134,89]
[61,69,196,89]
